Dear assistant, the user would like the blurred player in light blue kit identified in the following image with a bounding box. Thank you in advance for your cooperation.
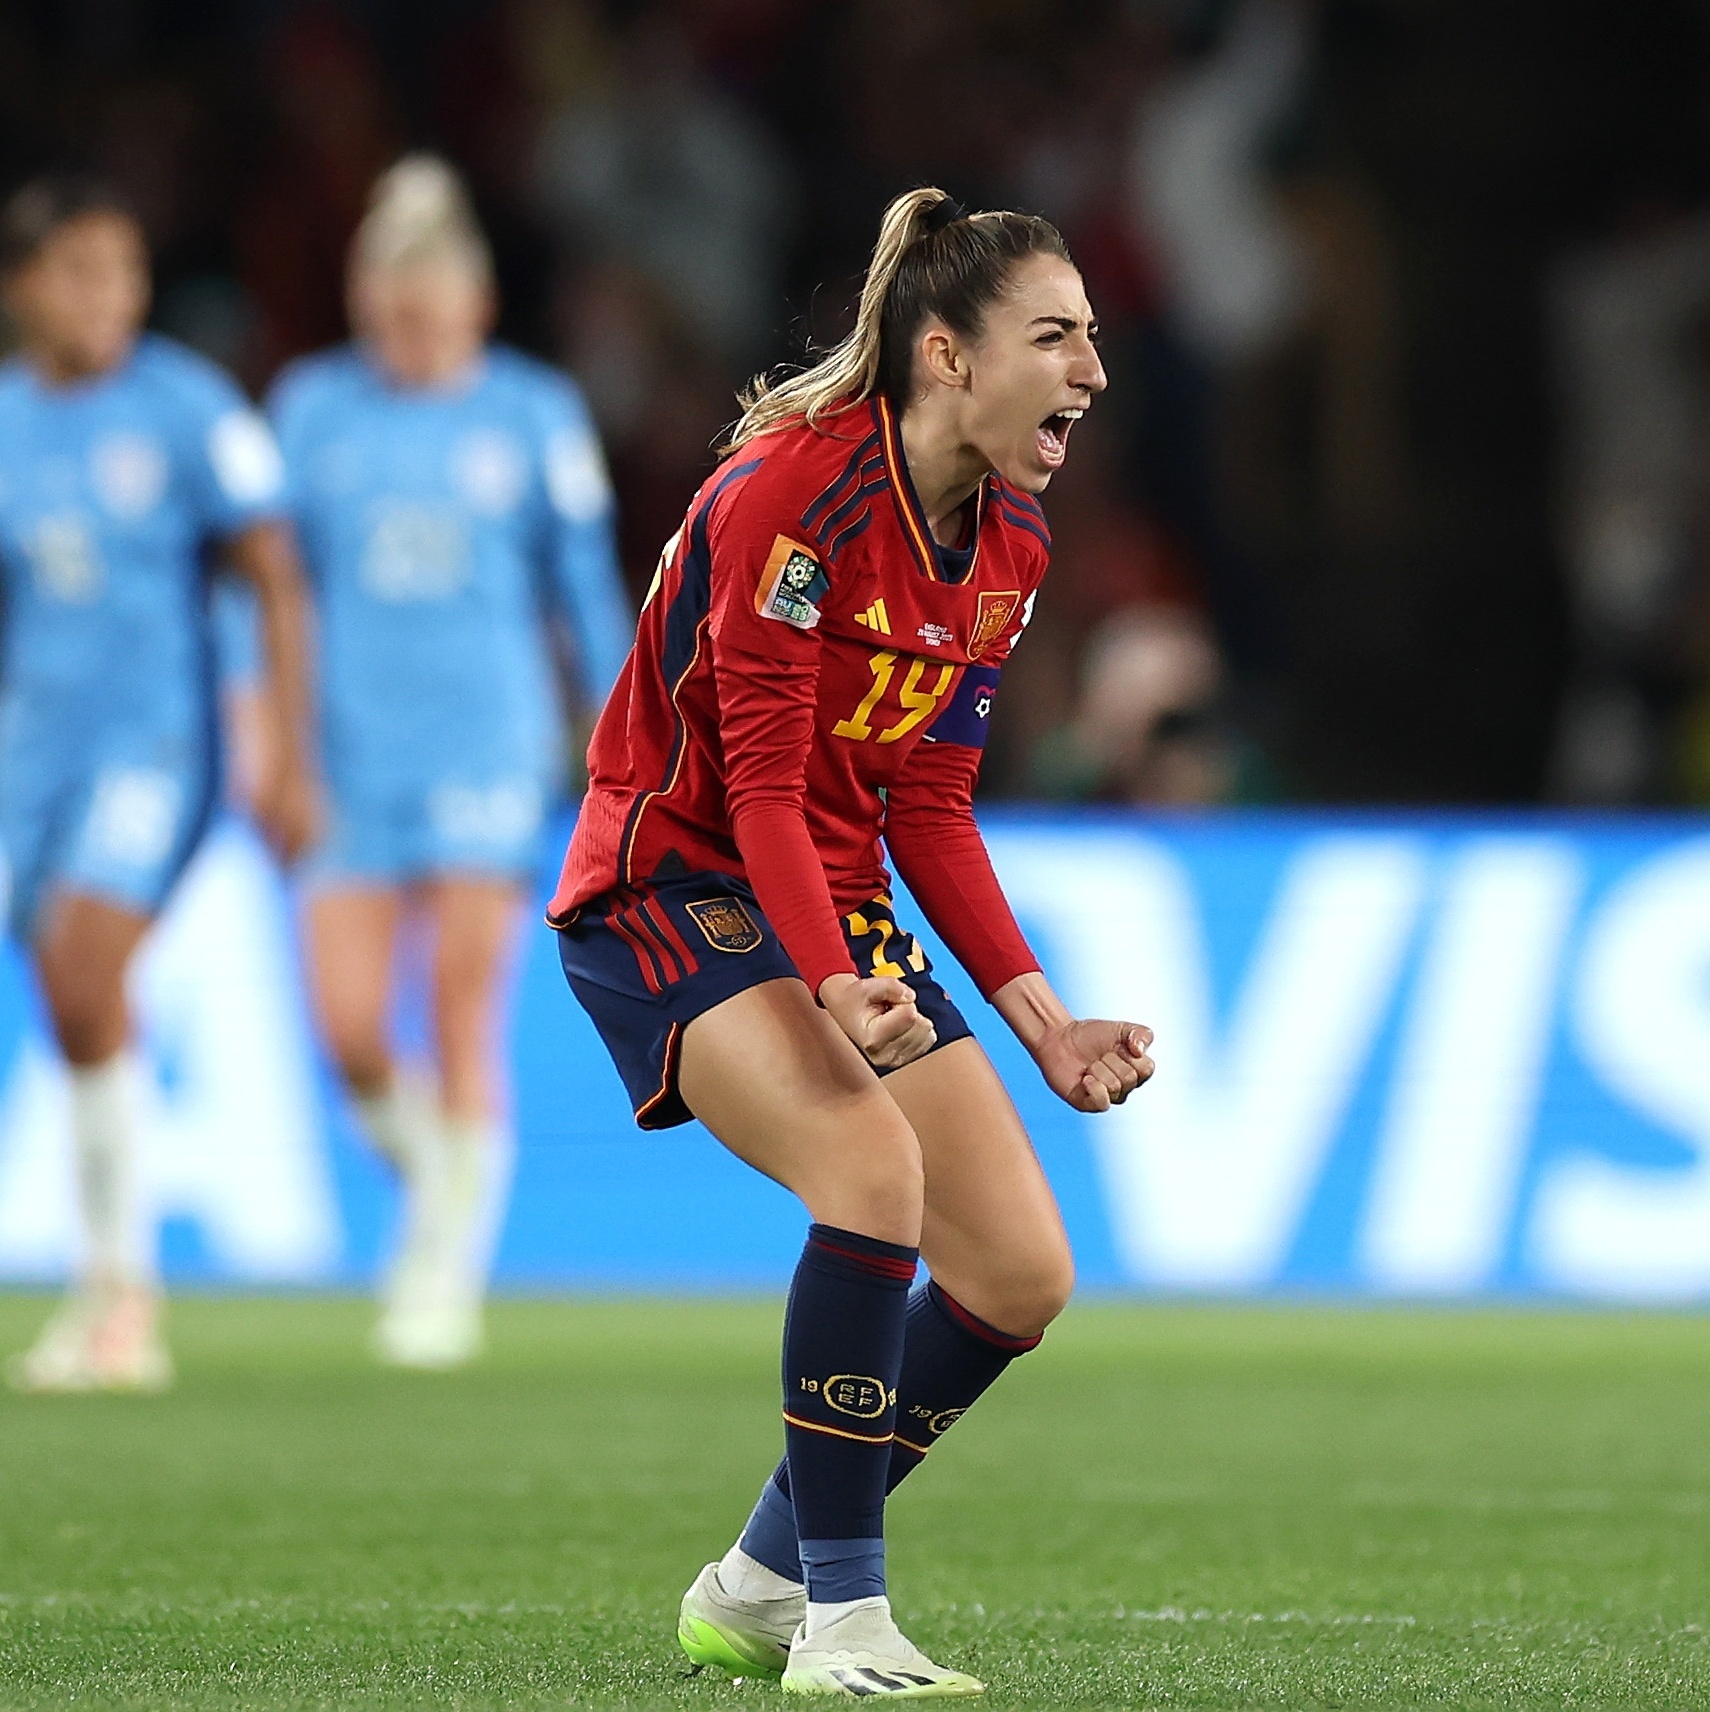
[0,176,320,1391]
[271,157,631,1367]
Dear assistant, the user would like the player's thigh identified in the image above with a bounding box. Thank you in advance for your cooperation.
[882,1036,1074,1338]
[421,875,526,1019]
[34,889,154,1065]
[678,976,925,1246]
[302,885,404,1051]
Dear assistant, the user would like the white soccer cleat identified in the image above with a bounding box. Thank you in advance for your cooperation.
[7,1285,172,1394]
[782,1597,984,1698]
[677,1560,804,1677]
[372,1299,484,1370]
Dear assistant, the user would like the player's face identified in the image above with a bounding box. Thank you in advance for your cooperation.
[5,212,149,382]
[353,261,492,389]
[960,252,1105,494]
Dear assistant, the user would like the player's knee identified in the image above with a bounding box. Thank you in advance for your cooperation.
[1020,1244,1077,1332]
[50,1003,124,1067]
[321,1015,391,1095]
[812,1100,925,1243]
[974,1240,1075,1340]
[44,974,126,1066]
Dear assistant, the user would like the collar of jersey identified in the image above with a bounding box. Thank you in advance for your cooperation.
[872,394,986,584]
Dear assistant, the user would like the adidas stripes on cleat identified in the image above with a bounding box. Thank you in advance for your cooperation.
[781,1597,984,1698]
[677,1561,803,1677]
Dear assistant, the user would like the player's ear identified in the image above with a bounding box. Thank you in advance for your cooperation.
[917,321,968,392]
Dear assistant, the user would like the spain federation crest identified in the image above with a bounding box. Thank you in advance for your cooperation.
[685,896,763,953]
[968,589,1020,659]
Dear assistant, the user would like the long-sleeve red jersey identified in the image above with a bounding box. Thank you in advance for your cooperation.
[548,395,1048,1000]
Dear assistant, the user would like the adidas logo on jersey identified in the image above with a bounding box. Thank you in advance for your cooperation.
[854,599,891,635]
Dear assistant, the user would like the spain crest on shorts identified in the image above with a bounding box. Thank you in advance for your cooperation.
[685,895,763,953]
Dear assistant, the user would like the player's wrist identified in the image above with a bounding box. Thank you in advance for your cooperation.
[816,971,860,1014]
[992,970,1074,1056]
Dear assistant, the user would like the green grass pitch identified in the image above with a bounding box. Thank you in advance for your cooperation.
[1,1295,1708,1710]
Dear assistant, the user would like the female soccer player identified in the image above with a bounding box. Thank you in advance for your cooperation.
[0,176,319,1392]
[549,188,1155,1696]
[272,157,632,1369]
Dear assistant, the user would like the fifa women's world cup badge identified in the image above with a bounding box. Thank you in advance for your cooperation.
[755,534,830,630]
[685,895,763,953]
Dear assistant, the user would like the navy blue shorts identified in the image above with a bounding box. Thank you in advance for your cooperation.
[555,869,973,1129]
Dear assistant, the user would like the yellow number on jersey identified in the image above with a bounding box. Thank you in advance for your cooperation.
[877,658,956,745]
[833,650,956,744]
[832,650,898,740]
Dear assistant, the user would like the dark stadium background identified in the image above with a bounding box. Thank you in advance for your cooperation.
[6,0,1707,809]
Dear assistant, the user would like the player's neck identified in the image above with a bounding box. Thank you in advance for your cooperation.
[897,402,989,548]
[25,339,130,390]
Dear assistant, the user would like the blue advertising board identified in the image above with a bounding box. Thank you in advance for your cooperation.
[3,809,1710,1300]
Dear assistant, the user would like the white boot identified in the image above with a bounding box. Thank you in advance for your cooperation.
[678,1557,804,1676]
[11,1053,171,1394]
[9,1282,171,1393]
[782,1597,984,1698]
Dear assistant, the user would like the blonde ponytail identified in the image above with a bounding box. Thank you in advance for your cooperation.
[352,153,492,285]
[723,186,1070,452]
[724,188,953,449]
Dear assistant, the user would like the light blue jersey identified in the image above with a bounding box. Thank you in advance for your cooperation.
[270,344,631,884]
[0,334,286,937]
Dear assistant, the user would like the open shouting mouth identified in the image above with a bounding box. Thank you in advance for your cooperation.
[1037,406,1085,469]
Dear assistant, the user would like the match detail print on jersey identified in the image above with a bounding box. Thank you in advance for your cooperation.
[755,533,829,630]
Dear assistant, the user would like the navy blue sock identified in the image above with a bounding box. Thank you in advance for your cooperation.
[770,1222,915,1604]
[888,1280,1042,1482]
[739,1278,1042,1584]
[737,1464,801,1583]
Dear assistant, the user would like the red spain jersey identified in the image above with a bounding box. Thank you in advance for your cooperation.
[549,396,1047,997]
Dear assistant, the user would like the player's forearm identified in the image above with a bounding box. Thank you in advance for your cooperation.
[884,745,1039,999]
[890,831,1040,999]
[557,526,633,706]
[991,969,1076,1057]
[229,521,316,764]
[729,797,858,995]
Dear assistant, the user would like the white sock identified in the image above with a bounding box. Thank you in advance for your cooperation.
[717,1544,803,1601]
[804,1596,888,1638]
[354,1071,439,1174]
[440,1114,515,1293]
[69,1050,150,1289]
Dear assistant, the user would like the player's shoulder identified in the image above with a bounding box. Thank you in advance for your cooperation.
[266,344,367,421]
[707,403,880,534]
[0,353,32,410]
[0,356,33,446]
[482,343,592,423]
[129,334,250,414]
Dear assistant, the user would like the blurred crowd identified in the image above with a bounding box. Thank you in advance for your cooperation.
[3,0,1710,805]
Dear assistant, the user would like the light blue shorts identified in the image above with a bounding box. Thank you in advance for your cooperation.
[0,734,218,941]
[303,774,549,889]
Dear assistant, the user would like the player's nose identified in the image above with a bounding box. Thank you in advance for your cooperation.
[1073,343,1108,395]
